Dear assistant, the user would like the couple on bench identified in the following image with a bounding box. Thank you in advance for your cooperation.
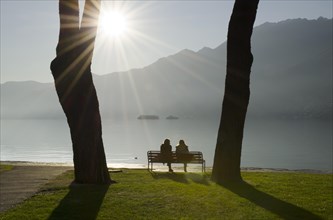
[160,139,192,172]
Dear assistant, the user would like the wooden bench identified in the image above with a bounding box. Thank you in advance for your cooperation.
[147,150,206,172]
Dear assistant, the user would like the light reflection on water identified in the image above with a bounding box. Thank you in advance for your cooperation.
[0,118,332,172]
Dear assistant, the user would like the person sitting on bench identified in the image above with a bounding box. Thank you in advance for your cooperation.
[160,139,173,172]
[176,139,191,172]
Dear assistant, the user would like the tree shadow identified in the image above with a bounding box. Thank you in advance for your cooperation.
[48,183,109,220]
[151,172,210,185]
[220,181,323,220]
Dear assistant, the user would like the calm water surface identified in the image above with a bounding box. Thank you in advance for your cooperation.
[0,118,331,171]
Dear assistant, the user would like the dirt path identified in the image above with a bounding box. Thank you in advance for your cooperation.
[0,165,71,212]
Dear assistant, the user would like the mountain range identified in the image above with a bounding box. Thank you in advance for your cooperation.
[1,17,332,120]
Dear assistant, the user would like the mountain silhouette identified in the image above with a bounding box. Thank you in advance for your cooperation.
[1,17,332,120]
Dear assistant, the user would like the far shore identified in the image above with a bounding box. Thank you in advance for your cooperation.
[1,161,331,174]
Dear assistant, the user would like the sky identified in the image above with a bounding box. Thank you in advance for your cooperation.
[0,0,332,83]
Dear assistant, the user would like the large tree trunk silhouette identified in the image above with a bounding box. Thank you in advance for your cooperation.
[212,0,259,183]
[50,0,111,184]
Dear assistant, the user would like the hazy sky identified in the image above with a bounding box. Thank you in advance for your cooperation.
[1,0,332,83]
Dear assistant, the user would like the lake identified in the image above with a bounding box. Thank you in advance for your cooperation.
[0,118,331,172]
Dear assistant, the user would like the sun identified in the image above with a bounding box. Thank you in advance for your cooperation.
[99,10,127,37]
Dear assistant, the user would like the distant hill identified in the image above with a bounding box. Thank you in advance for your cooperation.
[1,17,332,120]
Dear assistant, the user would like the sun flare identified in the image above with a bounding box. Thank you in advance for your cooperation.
[99,10,127,37]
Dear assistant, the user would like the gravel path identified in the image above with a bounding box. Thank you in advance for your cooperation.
[0,165,71,212]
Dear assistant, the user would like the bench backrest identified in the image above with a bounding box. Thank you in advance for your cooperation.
[147,150,204,163]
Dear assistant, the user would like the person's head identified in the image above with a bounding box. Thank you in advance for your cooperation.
[164,139,170,145]
[179,140,185,145]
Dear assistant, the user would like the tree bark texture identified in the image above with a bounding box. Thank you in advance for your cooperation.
[50,0,111,184]
[212,0,259,183]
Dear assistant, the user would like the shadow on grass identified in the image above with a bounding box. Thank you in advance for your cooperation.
[221,181,323,220]
[151,172,210,185]
[48,183,109,220]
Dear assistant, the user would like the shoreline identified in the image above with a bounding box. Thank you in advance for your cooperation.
[1,160,331,174]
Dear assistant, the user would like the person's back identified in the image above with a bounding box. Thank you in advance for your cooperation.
[176,140,189,154]
[161,143,172,155]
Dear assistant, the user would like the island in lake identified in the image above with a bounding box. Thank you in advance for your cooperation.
[137,115,159,120]
[166,115,179,120]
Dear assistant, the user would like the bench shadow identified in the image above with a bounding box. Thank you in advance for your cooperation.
[220,181,323,220]
[48,183,109,220]
[150,172,210,185]
[186,173,211,185]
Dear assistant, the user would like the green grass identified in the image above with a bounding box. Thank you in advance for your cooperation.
[0,170,332,219]
[0,164,14,173]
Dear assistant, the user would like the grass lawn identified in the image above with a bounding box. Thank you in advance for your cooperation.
[0,164,14,173]
[0,169,332,219]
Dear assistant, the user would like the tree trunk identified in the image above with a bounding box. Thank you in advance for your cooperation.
[50,0,111,184]
[212,0,259,183]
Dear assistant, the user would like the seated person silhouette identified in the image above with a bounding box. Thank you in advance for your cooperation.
[160,139,173,172]
[176,139,191,172]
